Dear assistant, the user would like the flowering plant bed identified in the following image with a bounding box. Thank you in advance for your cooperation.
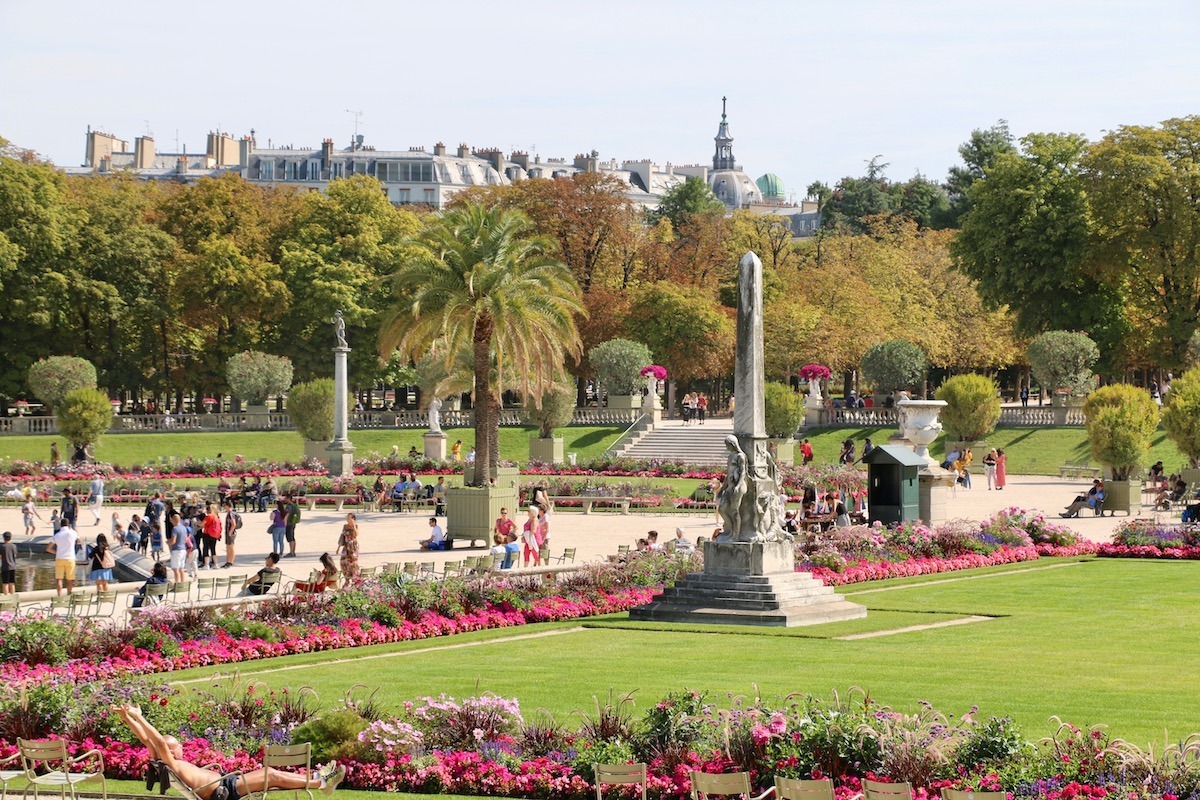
[795,508,1094,577]
[1095,519,1200,559]
[3,685,1194,800]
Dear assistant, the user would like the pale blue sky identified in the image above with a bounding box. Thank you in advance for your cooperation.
[2,0,1197,198]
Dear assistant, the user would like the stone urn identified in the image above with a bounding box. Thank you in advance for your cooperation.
[897,399,947,467]
[642,375,662,411]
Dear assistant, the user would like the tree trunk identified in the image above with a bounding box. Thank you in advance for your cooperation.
[472,319,494,487]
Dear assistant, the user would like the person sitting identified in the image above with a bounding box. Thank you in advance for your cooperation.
[502,531,521,568]
[257,478,277,513]
[1062,482,1105,517]
[673,527,695,554]
[941,446,961,471]
[1155,478,1188,509]
[407,446,420,458]
[114,703,344,800]
[1149,461,1165,483]
[418,517,446,551]
[245,552,282,595]
[131,562,170,608]
[782,509,799,534]
[295,553,340,593]
[646,531,664,552]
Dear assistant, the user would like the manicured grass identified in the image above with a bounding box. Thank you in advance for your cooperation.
[0,427,624,468]
[165,558,1200,747]
[804,425,1186,476]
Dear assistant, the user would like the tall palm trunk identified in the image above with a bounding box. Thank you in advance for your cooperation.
[472,317,494,486]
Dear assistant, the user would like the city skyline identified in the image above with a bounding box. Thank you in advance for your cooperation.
[2,0,1197,197]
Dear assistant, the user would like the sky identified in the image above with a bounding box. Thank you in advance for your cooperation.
[2,0,1198,198]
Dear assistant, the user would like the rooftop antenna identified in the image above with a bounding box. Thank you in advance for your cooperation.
[345,109,364,137]
[174,129,180,152]
[143,120,153,137]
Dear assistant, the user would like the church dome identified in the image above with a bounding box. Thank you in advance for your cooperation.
[756,173,785,201]
[710,170,763,208]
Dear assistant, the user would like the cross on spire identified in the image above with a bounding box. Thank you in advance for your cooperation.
[722,96,727,122]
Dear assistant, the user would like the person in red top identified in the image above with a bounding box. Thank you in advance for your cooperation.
[800,438,814,465]
[200,503,223,569]
[494,507,516,541]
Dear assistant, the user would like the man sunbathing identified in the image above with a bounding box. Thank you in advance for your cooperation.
[113,704,344,800]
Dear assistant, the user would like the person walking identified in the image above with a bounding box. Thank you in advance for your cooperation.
[88,533,114,591]
[200,503,222,569]
[167,513,188,583]
[87,475,105,526]
[269,501,289,557]
[697,393,708,424]
[222,501,240,567]
[336,513,359,580]
[983,449,998,490]
[60,487,79,528]
[995,448,1008,490]
[1020,385,1029,408]
[21,495,42,536]
[522,506,541,567]
[47,519,79,595]
[285,495,302,558]
[1,531,17,594]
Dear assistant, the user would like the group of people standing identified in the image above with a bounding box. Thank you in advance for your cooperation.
[489,499,551,568]
[680,393,709,425]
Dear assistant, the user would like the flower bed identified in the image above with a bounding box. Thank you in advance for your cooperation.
[1096,519,1200,559]
[3,686,1193,800]
[794,508,1097,580]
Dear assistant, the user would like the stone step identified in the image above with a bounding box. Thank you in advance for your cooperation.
[629,599,868,628]
[658,587,846,611]
[666,584,838,604]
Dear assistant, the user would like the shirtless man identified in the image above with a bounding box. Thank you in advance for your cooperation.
[113,704,344,799]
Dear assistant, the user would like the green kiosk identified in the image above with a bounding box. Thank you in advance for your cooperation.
[863,444,923,525]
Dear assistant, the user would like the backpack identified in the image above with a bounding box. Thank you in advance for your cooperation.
[232,511,244,530]
[144,500,156,518]
[288,503,301,523]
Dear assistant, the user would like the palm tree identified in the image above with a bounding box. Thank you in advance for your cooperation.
[380,203,584,485]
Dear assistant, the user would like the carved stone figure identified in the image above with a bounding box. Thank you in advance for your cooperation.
[333,310,348,348]
[427,396,443,434]
[716,434,747,540]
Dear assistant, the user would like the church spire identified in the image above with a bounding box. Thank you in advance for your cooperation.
[713,96,736,171]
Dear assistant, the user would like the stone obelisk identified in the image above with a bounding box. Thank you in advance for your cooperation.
[630,252,866,627]
[327,310,355,477]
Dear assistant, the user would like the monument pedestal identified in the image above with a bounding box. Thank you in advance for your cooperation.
[326,443,355,477]
[424,432,447,460]
[630,541,867,628]
[918,465,954,524]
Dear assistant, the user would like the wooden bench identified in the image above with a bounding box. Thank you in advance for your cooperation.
[547,495,633,514]
[127,591,278,618]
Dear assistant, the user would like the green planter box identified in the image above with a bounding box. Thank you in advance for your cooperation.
[446,484,518,548]
[462,465,520,488]
[529,436,564,465]
[1103,479,1139,516]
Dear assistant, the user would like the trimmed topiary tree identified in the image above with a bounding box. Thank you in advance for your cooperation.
[523,376,577,439]
[287,379,350,442]
[861,340,927,393]
[1083,384,1159,481]
[1162,367,1200,468]
[226,351,294,406]
[936,374,1002,442]
[27,356,97,412]
[589,339,652,396]
[1027,331,1099,397]
[57,387,113,457]
[764,381,804,439]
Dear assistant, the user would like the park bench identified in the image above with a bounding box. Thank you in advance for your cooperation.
[547,495,633,514]
[304,493,366,512]
[1059,461,1102,480]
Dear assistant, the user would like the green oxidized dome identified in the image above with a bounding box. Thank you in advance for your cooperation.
[756,173,786,200]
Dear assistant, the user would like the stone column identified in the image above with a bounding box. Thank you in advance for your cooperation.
[326,346,355,477]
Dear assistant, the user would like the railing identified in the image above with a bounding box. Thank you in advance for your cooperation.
[803,405,1088,428]
[1,407,641,436]
[604,413,649,458]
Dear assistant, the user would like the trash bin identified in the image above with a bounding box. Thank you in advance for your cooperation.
[567,452,577,466]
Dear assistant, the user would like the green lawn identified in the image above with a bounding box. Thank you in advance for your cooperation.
[804,425,1187,475]
[165,558,1200,747]
[0,427,624,467]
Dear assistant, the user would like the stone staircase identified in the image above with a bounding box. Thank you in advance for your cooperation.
[618,419,733,464]
[630,571,867,627]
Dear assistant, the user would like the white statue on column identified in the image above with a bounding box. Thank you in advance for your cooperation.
[643,375,661,411]
[427,396,443,433]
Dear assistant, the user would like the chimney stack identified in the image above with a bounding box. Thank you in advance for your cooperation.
[433,142,446,156]
[457,143,471,158]
[322,138,334,168]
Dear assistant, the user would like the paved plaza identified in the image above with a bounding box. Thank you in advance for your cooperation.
[0,474,1153,588]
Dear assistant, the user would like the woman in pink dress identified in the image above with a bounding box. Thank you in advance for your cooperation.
[995,449,1007,490]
